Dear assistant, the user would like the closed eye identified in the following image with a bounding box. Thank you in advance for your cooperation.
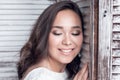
[52,31,62,36]
[71,30,81,36]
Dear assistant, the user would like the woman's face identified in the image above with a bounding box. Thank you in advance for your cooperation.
[48,9,83,65]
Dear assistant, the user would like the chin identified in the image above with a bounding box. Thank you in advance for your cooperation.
[60,58,74,64]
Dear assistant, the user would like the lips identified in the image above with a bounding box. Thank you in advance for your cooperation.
[58,48,74,55]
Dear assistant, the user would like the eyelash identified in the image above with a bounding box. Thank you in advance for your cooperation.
[52,31,81,36]
[72,31,81,36]
[52,32,62,35]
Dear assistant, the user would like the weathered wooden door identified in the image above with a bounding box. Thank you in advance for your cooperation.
[98,0,120,80]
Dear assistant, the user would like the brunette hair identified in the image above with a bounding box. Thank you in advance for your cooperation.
[17,1,84,79]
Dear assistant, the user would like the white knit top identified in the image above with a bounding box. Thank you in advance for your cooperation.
[24,67,70,80]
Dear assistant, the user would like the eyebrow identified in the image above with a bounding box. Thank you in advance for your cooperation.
[52,26,82,29]
[72,26,82,29]
[52,26,63,29]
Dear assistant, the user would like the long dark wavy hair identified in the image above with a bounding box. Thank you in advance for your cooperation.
[17,1,84,79]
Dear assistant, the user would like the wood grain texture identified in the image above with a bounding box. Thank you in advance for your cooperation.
[98,0,120,79]
[90,0,98,80]
[76,0,91,66]
[98,0,112,80]
[112,0,120,79]
[76,1,95,80]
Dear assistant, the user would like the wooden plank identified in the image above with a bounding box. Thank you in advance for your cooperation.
[90,0,99,79]
[0,4,49,10]
[84,29,90,36]
[84,14,90,24]
[0,52,19,58]
[113,3,120,6]
[0,46,22,52]
[0,77,18,80]
[82,43,90,52]
[98,0,112,79]
[0,0,54,4]
[112,65,120,73]
[0,72,18,77]
[113,0,120,4]
[112,58,120,65]
[0,36,29,41]
[0,31,30,36]
[83,36,90,43]
[112,41,120,48]
[113,15,120,23]
[76,1,92,80]
[77,0,90,8]
[113,24,120,31]
[113,6,120,12]
[0,20,35,26]
[112,1,120,15]
[0,26,32,31]
[0,10,43,15]
[0,20,35,24]
[0,41,26,47]
[112,49,120,57]
[80,7,90,14]
[0,62,17,67]
[0,67,17,73]
[113,0,120,6]
[112,74,120,80]
[0,55,19,62]
[113,11,120,15]
[0,15,39,20]
[112,32,120,40]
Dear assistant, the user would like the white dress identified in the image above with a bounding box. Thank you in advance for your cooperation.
[24,67,70,80]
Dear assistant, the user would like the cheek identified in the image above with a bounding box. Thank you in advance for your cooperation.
[48,34,61,47]
[73,35,83,47]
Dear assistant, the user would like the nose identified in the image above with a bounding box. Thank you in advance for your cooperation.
[62,34,72,46]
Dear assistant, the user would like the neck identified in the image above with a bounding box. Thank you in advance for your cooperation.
[38,57,66,73]
[47,58,66,72]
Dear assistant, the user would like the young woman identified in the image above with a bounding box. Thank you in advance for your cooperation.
[17,1,88,80]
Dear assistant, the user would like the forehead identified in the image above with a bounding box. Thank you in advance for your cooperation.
[55,9,80,20]
[52,9,82,29]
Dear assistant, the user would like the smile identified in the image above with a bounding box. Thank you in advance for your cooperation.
[60,49,72,53]
[58,48,74,55]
